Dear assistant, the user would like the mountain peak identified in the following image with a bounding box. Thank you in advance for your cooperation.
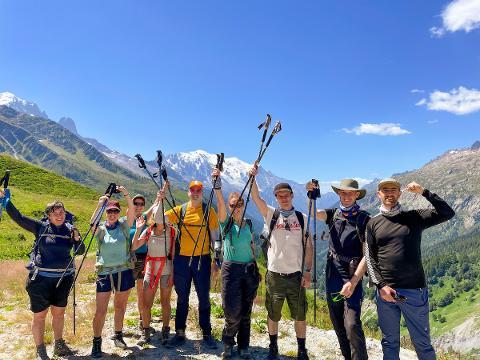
[58,117,79,135]
[0,91,48,118]
[471,141,480,150]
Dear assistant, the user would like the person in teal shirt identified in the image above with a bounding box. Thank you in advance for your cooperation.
[213,168,260,359]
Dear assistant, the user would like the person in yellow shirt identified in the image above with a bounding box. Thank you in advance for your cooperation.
[164,180,219,349]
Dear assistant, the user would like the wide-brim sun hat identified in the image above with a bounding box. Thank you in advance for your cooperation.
[331,179,366,200]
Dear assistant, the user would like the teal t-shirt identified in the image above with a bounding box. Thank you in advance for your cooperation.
[220,219,255,263]
[124,214,148,254]
[95,218,131,275]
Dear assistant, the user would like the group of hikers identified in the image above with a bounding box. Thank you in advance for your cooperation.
[0,161,455,360]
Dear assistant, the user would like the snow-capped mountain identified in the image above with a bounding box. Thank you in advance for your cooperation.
[0,92,48,118]
[165,150,337,214]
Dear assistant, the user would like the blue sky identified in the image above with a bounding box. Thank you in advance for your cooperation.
[1,0,479,187]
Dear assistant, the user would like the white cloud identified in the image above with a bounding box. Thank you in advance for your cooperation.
[411,89,425,94]
[342,123,411,136]
[417,86,480,115]
[416,98,427,106]
[427,119,439,124]
[431,0,480,36]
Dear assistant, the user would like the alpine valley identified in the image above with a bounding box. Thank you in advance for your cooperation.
[1,92,480,356]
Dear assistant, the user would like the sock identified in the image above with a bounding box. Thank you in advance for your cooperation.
[297,337,306,351]
[269,334,278,347]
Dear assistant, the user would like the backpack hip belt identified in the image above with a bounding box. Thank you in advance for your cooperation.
[30,266,73,281]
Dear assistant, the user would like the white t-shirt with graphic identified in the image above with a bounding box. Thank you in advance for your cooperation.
[264,205,307,274]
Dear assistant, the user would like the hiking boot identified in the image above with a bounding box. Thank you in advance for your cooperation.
[139,319,156,335]
[113,332,127,349]
[222,344,234,359]
[266,343,279,360]
[36,344,50,360]
[203,334,218,349]
[297,348,309,360]
[91,337,102,359]
[160,326,170,345]
[137,328,151,346]
[238,347,252,359]
[53,338,74,357]
[165,329,186,348]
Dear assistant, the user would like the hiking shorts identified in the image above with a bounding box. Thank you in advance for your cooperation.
[265,271,307,322]
[132,253,147,280]
[26,273,74,313]
[96,269,135,293]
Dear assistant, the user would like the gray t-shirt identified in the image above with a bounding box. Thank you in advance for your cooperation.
[264,205,307,274]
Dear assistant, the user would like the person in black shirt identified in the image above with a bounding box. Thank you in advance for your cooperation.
[307,179,369,360]
[365,178,455,360]
[0,189,84,360]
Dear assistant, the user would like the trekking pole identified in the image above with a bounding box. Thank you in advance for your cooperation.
[188,153,224,269]
[135,153,197,244]
[235,120,282,235]
[161,166,177,208]
[73,281,76,334]
[56,183,117,290]
[0,170,10,220]
[156,151,169,258]
[310,179,320,323]
[296,195,313,322]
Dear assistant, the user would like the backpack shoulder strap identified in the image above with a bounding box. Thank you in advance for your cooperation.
[355,210,370,243]
[245,218,253,234]
[268,209,281,240]
[176,203,188,240]
[294,210,305,234]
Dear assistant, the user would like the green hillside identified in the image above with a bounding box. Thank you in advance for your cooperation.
[0,153,101,259]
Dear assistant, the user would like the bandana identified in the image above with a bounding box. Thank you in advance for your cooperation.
[279,207,295,218]
[380,203,403,217]
[339,203,360,217]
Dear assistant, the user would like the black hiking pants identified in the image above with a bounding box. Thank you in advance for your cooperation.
[221,261,259,349]
[326,261,368,360]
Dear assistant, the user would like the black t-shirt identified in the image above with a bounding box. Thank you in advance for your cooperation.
[365,190,455,289]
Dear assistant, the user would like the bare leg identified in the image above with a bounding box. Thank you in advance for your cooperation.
[50,306,66,340]
[142,285,158,329]
[267,318,279,335]
[294,320,306,338]
[160,286,173,327]
[32,309,48,346]
[113,290,131,332]
[93,292,111,337]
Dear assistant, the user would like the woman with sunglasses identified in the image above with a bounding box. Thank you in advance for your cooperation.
[89,186,135,358]
[212,168,259,359]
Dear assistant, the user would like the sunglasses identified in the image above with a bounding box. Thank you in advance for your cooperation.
[330,292,346,303]
[229,202,244,208]
[106,209,120,214]
[190,188,202,193]
[393,293,407,302]
[134,202,145,206]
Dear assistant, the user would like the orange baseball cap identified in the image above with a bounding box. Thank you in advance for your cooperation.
[189,180,203,189]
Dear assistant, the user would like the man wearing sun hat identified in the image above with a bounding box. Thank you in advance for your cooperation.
[365,178,455,360]
[306,178,370,360]
[164,180,219,349]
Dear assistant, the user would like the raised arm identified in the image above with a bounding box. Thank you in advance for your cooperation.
[212,168,227,222]
[90,195,109,235]
[1,189,41,234]
[118,186,135,227]
[249,165,268,218]
[404,182,455,229]
[131,217,148,251]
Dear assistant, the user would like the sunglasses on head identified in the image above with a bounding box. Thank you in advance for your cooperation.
[107,209,120,214]
[393,293,407,302]
[134,202,145,206]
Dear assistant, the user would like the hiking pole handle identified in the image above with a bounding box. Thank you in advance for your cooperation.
[307,179,320,200]
[160,166,177,208]
[156,150,163,168]
[2,170,10,189]
[135,154,147,169]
